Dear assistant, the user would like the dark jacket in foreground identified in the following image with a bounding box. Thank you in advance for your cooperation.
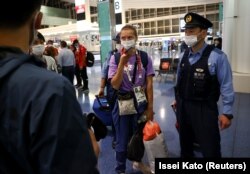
[0,47,99,174]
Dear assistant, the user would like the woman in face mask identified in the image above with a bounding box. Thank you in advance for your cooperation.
[108,25,155,174]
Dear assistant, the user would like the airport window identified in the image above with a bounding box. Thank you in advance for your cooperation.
[144,28,150,35]
[158,27,164,34]
[188,6,197,12]
[214,21,219,30]
[90,6,97,14]
[125,11,130,23]
[151,21,156,27]
[157,8,164,17]
[77,13,85,21]
[180,7,186,14]
[196,5,204,12]
[172,7,179,15]
[131,9,137,20]
[215,14,219,21]
[172,18,179,25]
[165,27,171,34]
[138,23,143,29]
[158,20,164,27]
[165,19,170,26]
[150,9,156,18]
[172,26,179,33]
[151,28,156,35]
[144,9,151,18]
[137,29,143,35]
[137,9,143,19]
[206,14,217,23]
[124,3,219,37]
[144,22,150,28]
[164,8,170,15]
[206,3,218,11]
[91,16,97,23]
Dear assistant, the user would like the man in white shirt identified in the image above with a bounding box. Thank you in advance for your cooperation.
[57,40,76,84]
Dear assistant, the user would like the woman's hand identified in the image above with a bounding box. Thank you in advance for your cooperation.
[119,48,136,66]
[88,129,100,158]
[144,107,154,121]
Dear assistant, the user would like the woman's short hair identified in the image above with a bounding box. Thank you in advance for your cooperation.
[120,25,138,39]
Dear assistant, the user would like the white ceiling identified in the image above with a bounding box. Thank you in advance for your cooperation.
[61,0,221,9]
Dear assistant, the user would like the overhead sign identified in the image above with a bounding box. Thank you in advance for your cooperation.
[75,5,85,14]
[75,0,86,13]
[75,0,85,6]
[114,0,122,13]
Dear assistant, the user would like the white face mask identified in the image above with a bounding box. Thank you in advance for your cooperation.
[121,39,136,50]
[184,35,198,47]
[115,44,121,50]
[32,44,45,56]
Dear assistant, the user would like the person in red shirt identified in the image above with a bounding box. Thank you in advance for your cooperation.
[73,39,89,92]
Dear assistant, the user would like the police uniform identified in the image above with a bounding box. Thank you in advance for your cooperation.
[175,13,234,157]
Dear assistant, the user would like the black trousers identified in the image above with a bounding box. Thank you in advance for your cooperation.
[75,64,82,85]
[62,66,75,84]
[176,99,221,158]
[80,67,88,88]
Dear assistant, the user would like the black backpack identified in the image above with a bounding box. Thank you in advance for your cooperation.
[86,51,95,67]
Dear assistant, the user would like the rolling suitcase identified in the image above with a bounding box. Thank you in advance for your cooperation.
[92,95,112,126]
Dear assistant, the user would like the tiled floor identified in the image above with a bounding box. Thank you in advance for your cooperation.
[76,63,250,174]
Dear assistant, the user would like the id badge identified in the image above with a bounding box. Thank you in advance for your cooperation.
[133,86,147,104]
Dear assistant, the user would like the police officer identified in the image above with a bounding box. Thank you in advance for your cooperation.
[172,12,234,157]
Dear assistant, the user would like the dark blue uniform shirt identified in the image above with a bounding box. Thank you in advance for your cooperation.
[177,43,234,114]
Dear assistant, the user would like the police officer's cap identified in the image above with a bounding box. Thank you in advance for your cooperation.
[184,12,213,29]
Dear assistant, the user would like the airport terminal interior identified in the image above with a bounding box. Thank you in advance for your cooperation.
[79,63,250,174]
[38,0,250,173]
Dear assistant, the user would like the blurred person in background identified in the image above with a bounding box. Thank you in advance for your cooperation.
[31,32,58,72]
[213,37,222,50]
[73,39,89,92]
[57,40,75,83]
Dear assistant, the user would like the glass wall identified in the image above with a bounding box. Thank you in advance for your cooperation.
[125,3,220,37]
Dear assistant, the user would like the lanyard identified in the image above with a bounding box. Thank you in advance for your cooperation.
[124,50,143,83]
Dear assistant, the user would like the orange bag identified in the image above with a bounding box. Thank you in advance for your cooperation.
[143,121,161,141]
